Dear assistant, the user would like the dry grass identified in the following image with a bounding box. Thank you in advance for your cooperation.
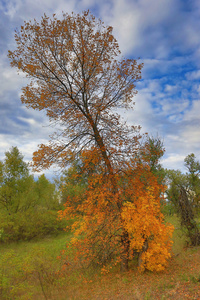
[51,246,200,300]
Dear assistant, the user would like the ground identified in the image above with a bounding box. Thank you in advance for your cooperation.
[0,215,200,299]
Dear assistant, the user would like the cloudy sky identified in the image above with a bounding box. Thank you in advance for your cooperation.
[0,0,200,179]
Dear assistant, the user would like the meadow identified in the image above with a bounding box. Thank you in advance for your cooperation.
[0,215,200,300]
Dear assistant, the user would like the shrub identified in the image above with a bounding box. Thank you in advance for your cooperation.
[0,209,68,242]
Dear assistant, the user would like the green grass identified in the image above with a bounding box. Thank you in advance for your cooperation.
[0,215,200,300]
[165,214,189,254]
[0,232,72,299]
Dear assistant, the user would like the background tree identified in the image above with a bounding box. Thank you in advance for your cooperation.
[58,159,88,214]
[165,169,188,215]
[138,136,166,191]
[165,154,200,246]
[9,11,173,271]
[35,174,59,210]
[0,146,36,214]
[0,147,65,242]
[166,154,200,216]
[184,153,200,207]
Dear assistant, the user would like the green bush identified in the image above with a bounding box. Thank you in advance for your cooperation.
[0,209,68,242]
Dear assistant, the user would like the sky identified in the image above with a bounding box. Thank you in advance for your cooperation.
[0,0,200,180]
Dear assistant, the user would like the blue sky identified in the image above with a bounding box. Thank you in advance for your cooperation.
[0,0,200,179]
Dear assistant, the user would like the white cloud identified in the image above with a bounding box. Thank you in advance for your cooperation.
[101,0,182,58]
[186,70,200,81]
[183,99,200,122]
[162,98,189,116]
[3,0,23,19]
[164,84,178,93]
[17,117,37,126]
[161,154,186,171]
[0,59,26,97]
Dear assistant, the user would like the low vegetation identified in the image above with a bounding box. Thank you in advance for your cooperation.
[0,215,199,300]
[0,147,200,299]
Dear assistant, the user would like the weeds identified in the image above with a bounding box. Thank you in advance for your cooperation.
[190,274,200,283]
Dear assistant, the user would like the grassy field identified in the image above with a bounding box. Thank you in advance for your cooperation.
[0,215,200,299]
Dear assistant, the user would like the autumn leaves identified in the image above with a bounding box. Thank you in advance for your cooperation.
[8,11,173,272]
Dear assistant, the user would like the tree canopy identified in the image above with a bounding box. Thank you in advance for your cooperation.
[8,11,143,174]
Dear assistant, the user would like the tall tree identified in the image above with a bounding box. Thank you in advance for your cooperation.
[8,11,173,271]
[8,11,142,173]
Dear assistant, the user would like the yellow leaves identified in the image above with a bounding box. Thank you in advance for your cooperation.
[121,180,174,272]
[58,153,174,272]
[58,157,174,273]
[138,238,173,272]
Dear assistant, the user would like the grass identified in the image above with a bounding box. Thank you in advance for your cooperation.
[0,215,200,299]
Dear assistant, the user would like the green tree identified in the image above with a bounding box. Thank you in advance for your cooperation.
[0,147,36,214]
[3,146,29,180]
[165,169,188,214]
[184,153,200,207]
[35,174,59,210]
[184,153,200,176]
[138,136,166,187]
[0,147,66,242]
[165,157,200,246]
[58,158,89,211]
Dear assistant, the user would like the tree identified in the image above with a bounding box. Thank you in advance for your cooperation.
[8,11,173,271]
[58,159,88,210]
[138,136,166,188]
[35,174,59,210]
[184,153,200,176]
[165,169,188,207]
[58,148,173,272]
[0,147,66,242]
[0,146,36,214]
[3,146,29,181]
[166,154,200,214]
[8,11,142,171]
[165,155,200,246]
[184,153,200,207]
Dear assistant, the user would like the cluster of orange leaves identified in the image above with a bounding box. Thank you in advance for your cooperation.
[58,148,174,273]
[121,186,174,272]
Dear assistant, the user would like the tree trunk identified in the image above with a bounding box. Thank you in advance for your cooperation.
[138,239,148,268]
[179,187,200,246]
[120,230,130,272]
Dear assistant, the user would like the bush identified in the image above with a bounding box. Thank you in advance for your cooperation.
[0,209,68,242]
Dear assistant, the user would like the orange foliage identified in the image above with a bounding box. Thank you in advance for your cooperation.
[121,186,173,272]
[9,11,173,273]
[8,10,142,173]
[58,148,174,273]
